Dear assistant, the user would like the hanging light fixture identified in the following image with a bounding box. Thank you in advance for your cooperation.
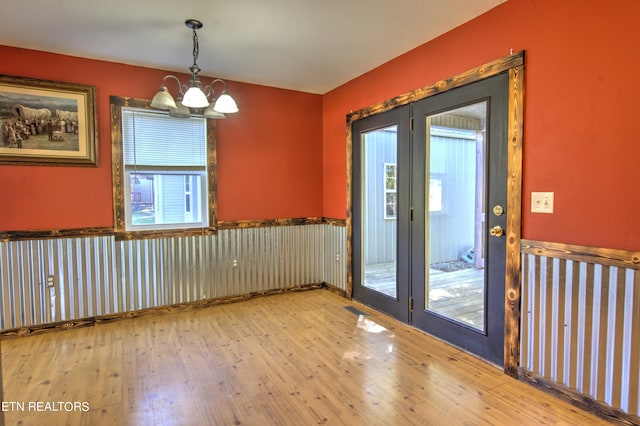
[150,19,239,118]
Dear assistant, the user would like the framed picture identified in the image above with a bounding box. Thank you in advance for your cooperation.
[0,75,98,166]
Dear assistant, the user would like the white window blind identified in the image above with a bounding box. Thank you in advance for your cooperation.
[122,109,206,167]
[120,107,209,231]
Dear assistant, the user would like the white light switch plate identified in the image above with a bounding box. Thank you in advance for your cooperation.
[531,192,554,213]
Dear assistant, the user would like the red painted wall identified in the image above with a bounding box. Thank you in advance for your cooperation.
[323,0,640,250]
[0,46,323,230]
[2,0,640,251]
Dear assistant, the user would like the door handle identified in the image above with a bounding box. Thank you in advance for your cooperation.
[489,225,504,237]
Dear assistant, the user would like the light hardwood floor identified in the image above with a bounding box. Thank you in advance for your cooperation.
[1,289,609,425]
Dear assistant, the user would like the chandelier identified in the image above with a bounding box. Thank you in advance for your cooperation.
[150,19,239,119]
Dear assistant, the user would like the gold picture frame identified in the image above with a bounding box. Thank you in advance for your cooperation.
[0,75,98,166]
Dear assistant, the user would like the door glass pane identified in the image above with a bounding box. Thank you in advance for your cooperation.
[425,103,487,331]
[362,125,397,298]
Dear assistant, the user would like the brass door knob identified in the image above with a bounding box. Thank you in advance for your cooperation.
[489,225,504,237]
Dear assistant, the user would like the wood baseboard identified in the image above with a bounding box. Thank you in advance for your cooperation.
[323,282,348,298]
[0,283,328,340]
[518,368,639,425]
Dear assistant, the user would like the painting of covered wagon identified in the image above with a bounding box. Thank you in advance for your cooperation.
[0,75,97,166]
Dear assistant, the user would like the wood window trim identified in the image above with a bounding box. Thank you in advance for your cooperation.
[110,96,218,241]
[345,51,525,378]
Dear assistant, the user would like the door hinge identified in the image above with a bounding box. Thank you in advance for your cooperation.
[410,116,414,132]
[410,208,414,222]
[409,297,414,312]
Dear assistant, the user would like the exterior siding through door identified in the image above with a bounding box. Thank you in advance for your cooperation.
[363,128,397,265]
[362,124,482,266]
[429,127,478,264]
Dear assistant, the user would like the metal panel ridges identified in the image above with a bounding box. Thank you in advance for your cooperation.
[521,253,640,416]
[324,224,347,291]
[0,224,347,331]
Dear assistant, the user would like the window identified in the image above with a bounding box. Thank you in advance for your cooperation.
[111,96,217,237]
[429,178,443,212]
[384,163,397,219]
[383,163,442,217]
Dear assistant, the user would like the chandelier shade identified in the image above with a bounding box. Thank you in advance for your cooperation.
[169,99,191,119]
[203,103,225,119]
[150,86,177,111]
[183,84,209,109]
[214,91,239,113]
[150,19,238,118]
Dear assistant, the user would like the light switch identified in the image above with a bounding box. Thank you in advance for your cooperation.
[531,192,554,213]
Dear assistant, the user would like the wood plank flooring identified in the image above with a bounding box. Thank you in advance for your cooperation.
[1,289,609,425]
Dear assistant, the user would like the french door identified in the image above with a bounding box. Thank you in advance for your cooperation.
[352,105,411,322]
[352,73,509,365]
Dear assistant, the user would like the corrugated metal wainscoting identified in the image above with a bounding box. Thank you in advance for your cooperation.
[521,247,640,416]
[0,224,347,331]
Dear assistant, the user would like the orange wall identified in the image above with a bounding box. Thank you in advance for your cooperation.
[323,0,640,251]
[0,46,323,230]
[2,0,640,251]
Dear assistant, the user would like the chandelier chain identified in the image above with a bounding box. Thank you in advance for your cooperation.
[192,28,199,67]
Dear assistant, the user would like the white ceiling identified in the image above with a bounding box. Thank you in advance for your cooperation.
[0,0,505,94]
